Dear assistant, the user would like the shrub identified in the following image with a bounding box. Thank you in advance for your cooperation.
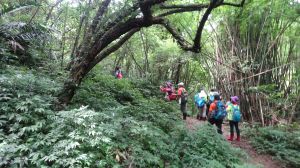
[245,126,300,167]
[0,67,248,167]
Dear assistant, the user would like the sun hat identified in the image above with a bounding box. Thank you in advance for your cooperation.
[178,82,184,86]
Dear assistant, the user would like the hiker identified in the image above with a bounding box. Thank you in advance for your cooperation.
[206,89,219,118]
[160,81,177,101]
[114,66,123,79]
[177,82,186,103]
[194,88,207,120]
[178,82,188,120]
[208,94,226,134]
[180,90,188,120]
[226,96,241,141]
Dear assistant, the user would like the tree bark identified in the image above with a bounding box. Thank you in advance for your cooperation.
[57,0,246,106]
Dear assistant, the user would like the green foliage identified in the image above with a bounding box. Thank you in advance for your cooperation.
[175,124,247,168]
[245,126,300,167]
[0,1,53,67]
[0,66,247,167]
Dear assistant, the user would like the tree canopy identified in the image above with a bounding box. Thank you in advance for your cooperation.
[0,0,299,167]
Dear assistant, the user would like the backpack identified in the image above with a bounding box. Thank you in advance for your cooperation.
[194,93,200,103]
[232,105,241,122]
[116,71,123,79]
[213,101,227,120]
[209,95,215,102]
[196,98,206,108]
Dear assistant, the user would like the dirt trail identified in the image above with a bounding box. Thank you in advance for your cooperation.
[184,117,284,168]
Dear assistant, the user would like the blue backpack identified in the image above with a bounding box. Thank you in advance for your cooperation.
[214,101,227,120]
[233,106,241,122]
[194,94,200,103]
[196,98,206,108]
[209,95,215,102]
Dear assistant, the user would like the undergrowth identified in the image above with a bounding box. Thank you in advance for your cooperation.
[244,126,300,167]
[0,66,248,167]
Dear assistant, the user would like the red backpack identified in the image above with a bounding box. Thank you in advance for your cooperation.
[117,71,123,79]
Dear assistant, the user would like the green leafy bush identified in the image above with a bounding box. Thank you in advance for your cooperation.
[174,124,246,168]
[245,126,300,167]
[0,67,247,167]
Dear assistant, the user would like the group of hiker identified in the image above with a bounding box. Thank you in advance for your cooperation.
[193,87,241,141]
[160,81,241,141]
[115,71,241,141]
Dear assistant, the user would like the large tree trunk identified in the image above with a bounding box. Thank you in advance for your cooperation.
[58,61,90,105]
[56,0,246,106]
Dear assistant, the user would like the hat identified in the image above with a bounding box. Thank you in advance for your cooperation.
[231,96,239,103]
[178,82,184,86]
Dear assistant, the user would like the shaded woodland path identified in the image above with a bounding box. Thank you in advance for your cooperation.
[184,117,284,168]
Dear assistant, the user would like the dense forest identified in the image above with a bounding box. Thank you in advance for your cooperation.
[0,0,299,167]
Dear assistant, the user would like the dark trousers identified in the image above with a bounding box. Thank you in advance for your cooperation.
[209,118,223,134]
[181,103,187,120]
[229,121,240,137]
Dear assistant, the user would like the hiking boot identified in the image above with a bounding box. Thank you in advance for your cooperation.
[227,134,234,141]
[236,136,240,141]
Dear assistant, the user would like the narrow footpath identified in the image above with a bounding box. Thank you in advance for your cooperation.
[185,117,284,168]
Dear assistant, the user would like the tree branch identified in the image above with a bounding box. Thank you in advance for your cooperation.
[143,0,168,6]
[192,0,219,52]
[221,0,246,7]
[139,0,168,24]
[139,0,153,25]
[45,0,63,23]
[160,4,209,9]
[159,20,193,51]
[159,0,246,51]
[89,28,140,70]
[158,7,207,17]
[82,16,164,65]
[89,0,111,34]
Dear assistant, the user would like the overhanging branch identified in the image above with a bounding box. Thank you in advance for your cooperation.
[192,0,219,52]
[90,28,140,69]
[159,20,193,51]
[160,4,209,9]
[221,0,246,7]
[158,6,207,17]
[158,3,209,17]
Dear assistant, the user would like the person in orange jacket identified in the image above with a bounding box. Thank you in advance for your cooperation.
[178,82,188,120]
[208,94,225,134]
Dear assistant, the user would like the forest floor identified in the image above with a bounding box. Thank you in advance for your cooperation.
[185,117,284,168]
